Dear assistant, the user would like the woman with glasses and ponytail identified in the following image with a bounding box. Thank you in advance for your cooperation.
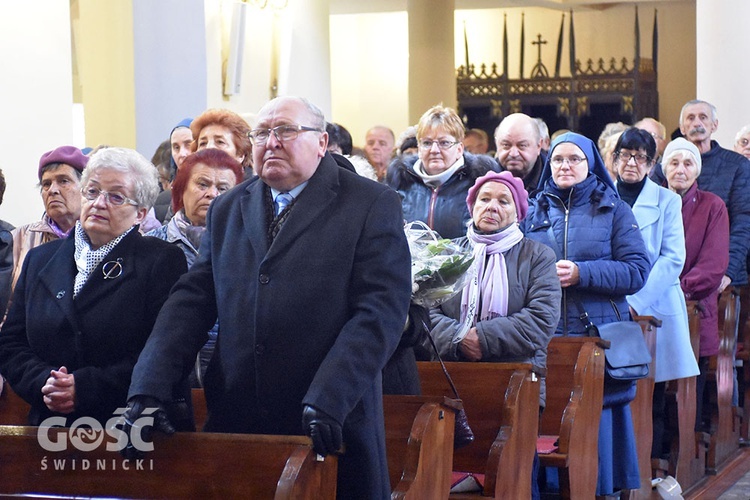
[522,132,651,497]
[0,148,189,430]
[386,104,499,239]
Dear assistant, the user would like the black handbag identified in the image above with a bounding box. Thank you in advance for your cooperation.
[423,321,475,449]
[575,299,652,381]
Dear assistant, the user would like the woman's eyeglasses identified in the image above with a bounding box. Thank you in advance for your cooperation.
[550,155,587,167]
[615,152,651,165]
[418,140,459,150]
[82,186,138,206]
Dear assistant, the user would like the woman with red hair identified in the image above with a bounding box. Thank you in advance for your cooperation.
[147,148,243,386]
[191,108,253,179]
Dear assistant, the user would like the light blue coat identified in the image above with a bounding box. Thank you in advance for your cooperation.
[627,179,699,382]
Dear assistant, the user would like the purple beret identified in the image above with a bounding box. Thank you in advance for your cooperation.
[38,146,89,181]
[466,170,529,221]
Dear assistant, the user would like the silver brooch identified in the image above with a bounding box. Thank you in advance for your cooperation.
[102,258,123,280]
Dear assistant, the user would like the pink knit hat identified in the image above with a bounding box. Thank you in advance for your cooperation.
[38,146,88,181]
[466,170,529,221]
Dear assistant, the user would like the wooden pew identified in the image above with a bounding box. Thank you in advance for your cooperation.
[384,395,460,500]
[667,300,709,493]
[539,337,606,499]
[0,425,337,499]
[194,388,461,499]
[0,379,30,425]
[735,286,750,444]
[707,287,742,472]
[417,361,540,499]
[627,315,661,500]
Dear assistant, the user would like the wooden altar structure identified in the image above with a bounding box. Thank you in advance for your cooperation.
[457,9,658,141]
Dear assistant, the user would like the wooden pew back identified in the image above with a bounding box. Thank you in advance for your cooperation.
[670,300,708,494]
[0,425,337,499]
[417,361,539,498]
[736,286,750,442]
[628,315,660,500]
[0,380,30,425]
[384,395,459,500]
[539,337,606,499]
[708,287,741,471]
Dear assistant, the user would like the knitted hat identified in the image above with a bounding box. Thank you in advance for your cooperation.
[38,146,89,181]
[662,137,702,174]
[466,170,529,221]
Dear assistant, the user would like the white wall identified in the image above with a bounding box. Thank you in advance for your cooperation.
[696,0,750,148]
[0,1,75,226]
[330,11,410,149]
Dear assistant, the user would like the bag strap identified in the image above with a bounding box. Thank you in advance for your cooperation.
[545,225,563,261]
[570,297,596,335]
[421,319,462,400]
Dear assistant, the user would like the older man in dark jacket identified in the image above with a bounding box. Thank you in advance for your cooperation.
[650,100,750,288]
[126,96,412,499]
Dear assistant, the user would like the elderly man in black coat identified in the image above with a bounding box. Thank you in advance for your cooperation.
[125,96,412,499]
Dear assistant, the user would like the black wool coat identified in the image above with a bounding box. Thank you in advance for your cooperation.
[0,229,187,426]
[129,154,412,499]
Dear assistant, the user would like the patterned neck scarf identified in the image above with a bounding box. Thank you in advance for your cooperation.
[73,222,134,297]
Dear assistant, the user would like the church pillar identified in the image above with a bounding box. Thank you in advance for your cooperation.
[276,0,332,117]
[407,0,456,123]
[695,0,750,146]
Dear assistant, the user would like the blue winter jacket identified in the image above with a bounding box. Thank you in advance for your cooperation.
[522,174,650,334]
[386,153,500,239]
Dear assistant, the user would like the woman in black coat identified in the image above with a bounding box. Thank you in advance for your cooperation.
[0,147,187,427]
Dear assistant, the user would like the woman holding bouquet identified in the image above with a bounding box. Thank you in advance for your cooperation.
[428,170,560,499]
[428,171,561,399]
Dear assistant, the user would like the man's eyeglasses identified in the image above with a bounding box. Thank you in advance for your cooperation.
[248,124,322,146]
[419,140,459,151]
[616,151,651,165]
[82,186,139,206]
[738,138,750,147]
[550,155,587,168]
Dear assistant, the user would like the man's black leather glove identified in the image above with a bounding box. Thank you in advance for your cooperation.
[403,303,431,346]
[117,395,175,460]
[301,404,342,456]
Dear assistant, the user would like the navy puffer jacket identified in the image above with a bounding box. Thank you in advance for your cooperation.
[386,153,500,239]
[522,174,650,334]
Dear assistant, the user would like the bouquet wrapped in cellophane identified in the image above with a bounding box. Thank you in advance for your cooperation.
[406,221,475,308]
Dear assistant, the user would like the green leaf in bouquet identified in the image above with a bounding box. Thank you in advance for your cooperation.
[436,255,475,285]
[425,238,453,256]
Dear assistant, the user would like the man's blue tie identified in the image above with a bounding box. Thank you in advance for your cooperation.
[275,192,294,216]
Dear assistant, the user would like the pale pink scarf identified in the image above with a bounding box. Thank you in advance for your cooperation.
[460,223,524,325]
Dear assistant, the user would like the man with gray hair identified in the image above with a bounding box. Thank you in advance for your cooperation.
[125,96,412,498]
[651,100,750,290]
[494,113,545,195]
